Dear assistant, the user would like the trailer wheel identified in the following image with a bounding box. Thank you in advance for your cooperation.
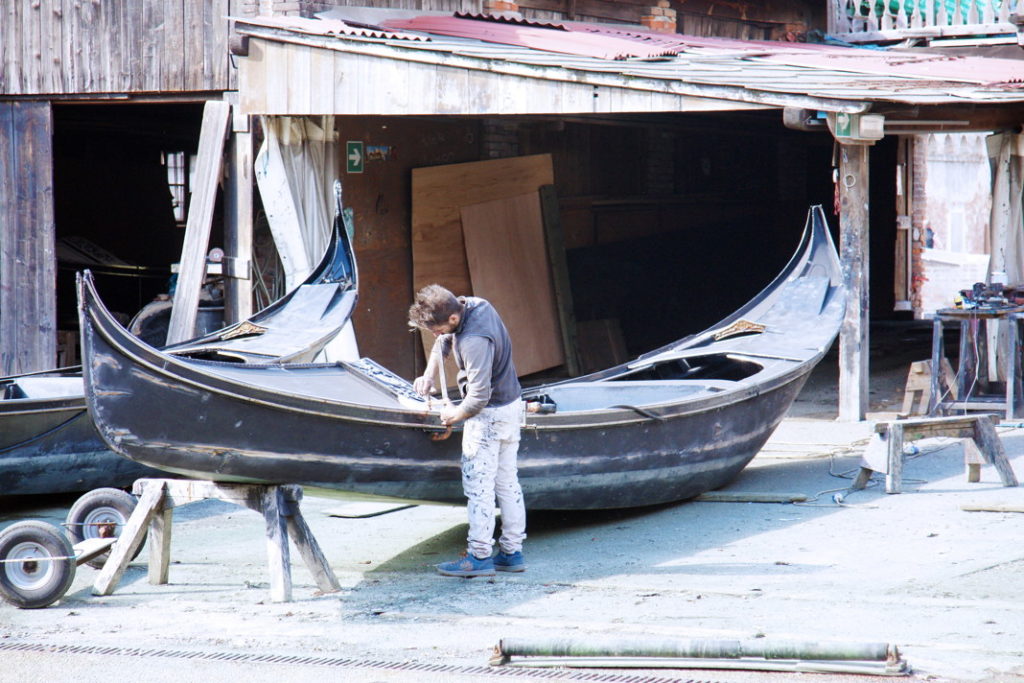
[66,487,143,569]
[0,521,77,609]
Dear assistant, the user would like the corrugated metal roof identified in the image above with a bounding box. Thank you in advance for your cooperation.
[234,11,1024,109]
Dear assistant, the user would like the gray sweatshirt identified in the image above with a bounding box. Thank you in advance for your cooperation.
[439,297,521,416]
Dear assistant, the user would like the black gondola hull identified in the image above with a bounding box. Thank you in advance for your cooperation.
[1,208,357,497]
[80,206,844,511]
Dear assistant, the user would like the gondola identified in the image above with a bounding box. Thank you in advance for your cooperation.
[79,206,844,510]
[1,203,358,498]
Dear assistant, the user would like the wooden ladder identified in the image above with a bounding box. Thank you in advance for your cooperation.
[852,415,1019,494]
[92,479,340,602]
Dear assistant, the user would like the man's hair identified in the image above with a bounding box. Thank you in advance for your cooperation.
[408,284,461,329]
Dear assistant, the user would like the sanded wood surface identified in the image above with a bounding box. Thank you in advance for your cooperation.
[461,192,564,377]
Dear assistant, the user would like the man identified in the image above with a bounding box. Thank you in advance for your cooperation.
[408,284,526,577]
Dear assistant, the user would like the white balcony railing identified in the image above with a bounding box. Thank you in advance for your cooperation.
[828,0,1023,44]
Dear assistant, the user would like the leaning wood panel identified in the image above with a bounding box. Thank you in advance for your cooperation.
[0,102,56,374]
[167,101,231,344]
[411,154,554,299]
[461,192,565,377]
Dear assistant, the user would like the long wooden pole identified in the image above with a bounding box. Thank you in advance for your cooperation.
[838,142,870,422]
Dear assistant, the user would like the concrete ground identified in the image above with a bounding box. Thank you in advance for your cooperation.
[2,324,1023,683]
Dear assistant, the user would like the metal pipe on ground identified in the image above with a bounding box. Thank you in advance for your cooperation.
[492,637,909,676]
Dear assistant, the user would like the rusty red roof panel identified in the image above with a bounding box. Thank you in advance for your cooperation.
[236,15,429,42]
[381,15,682,59]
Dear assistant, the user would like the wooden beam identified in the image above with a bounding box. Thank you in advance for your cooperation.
[223,100,254,324]
[166,100,230,344]
[838,142,870,421]
[0,101,55,374]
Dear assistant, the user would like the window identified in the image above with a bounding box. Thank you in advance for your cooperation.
[163,151,188,225]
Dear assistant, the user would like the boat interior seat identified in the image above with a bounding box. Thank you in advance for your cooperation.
[535,379,735,412]
[12,377,83,399]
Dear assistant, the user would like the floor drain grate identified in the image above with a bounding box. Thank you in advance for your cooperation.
[0,641,716,683]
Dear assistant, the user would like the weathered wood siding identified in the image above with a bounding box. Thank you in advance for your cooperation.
[0,102,55,375]
[1,0,236,96]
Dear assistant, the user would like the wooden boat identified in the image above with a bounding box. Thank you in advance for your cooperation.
[79,206,844,510]
[1,210,357,497]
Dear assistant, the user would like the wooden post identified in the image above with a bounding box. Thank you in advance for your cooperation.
[262,486,292,603]
[93,482,166,596]
[0,102,56,374]
[973,416,1020,487]
[1007,314,1024,418]
[93,479,339,602]
[223,98,254,325]
[281,486,342,594]
[884,422,904,493]
[148,501,173,586]
[838,142,870,421]
[167,100,231,344]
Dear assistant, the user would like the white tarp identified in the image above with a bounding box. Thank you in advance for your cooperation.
[254,115,358,361]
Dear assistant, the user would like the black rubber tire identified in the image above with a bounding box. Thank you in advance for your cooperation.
[0,520,77,609]
[66,487,143,569]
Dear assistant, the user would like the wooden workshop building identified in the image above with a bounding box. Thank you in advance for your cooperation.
[3,0,1024,421]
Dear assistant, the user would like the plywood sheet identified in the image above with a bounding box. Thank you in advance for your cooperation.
[411,154,555,376]
[461,192,564,377]
[411,154,554,297]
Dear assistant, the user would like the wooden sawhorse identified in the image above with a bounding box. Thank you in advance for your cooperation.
[92,479,340,602]
[852,415,1019,494]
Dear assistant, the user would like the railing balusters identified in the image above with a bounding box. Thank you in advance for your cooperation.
[828,0,1015,39]
[897,0,910,29]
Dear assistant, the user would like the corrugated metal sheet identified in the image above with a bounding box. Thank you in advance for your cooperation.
[233,11,1024,109]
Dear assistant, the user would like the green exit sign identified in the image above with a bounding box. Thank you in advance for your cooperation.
[346,141,364,174]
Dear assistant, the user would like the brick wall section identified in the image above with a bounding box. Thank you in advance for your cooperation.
[482,120,520,159]
[910,135,928,315]
[484,0,522,17]
[641,0,677,33]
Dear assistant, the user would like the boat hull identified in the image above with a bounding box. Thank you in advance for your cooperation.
[83,324,814,510]
[1,209,356,497]
[0,401,162,497]
[81,205,844,511]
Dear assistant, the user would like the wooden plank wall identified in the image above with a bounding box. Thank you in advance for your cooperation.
[0,102,56,374]
[1,0,234,96]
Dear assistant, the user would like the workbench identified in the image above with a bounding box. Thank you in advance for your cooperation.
[928,306,1024,419]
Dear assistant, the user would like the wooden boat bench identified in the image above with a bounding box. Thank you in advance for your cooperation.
[92,479,340,603]
[852,415,1019,494]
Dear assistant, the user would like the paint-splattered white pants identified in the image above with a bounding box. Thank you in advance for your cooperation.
[461,398,526,559]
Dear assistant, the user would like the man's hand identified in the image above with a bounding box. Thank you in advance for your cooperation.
[439,404,465,427]
[413,374,436,396]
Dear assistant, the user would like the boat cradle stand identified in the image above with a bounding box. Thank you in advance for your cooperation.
[92,478,341,603]
[851,415,1019,494]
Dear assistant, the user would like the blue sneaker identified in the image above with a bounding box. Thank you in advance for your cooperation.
[494,550,526,573]
[436,554,495,577]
